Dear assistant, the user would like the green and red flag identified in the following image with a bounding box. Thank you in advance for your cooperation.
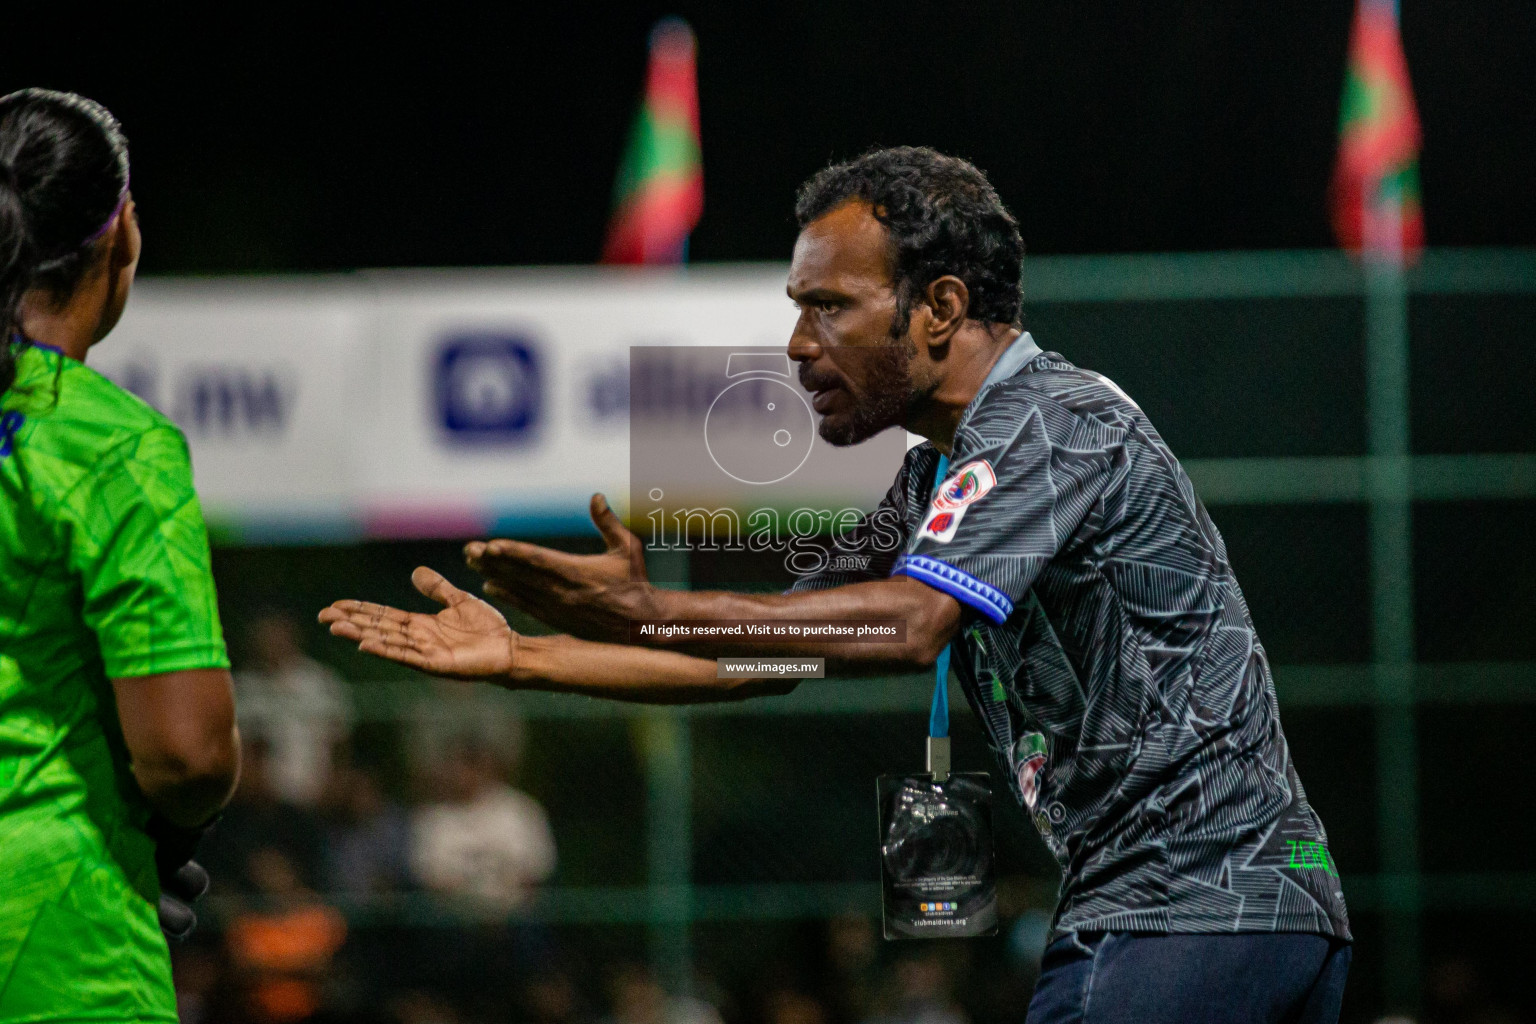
[602,18,703,264]
[1331,0,1424,261]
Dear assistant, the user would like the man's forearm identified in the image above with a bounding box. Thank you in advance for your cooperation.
[509,634,798,704]
[632,577,957,668]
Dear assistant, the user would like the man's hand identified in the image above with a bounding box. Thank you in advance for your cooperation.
[319,568,746,705]
[465,493,656,642]
[319,567,518,680]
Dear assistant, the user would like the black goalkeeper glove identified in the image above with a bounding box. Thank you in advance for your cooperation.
[146,814,214,941]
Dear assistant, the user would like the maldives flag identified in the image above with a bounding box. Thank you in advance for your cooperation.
[1331,0,1424,261]
[602,19,703,264]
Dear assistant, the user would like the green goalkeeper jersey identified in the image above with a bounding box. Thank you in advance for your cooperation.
[0,344,229,1023]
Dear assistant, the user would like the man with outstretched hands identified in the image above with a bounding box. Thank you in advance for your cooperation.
[322,147,1351,1024]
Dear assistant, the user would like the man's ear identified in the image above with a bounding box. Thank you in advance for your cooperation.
[920,275,970,349]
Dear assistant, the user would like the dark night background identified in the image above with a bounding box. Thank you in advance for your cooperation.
[5,1,1535,272]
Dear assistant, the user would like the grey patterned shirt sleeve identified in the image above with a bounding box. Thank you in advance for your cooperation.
[891,387,1123,624]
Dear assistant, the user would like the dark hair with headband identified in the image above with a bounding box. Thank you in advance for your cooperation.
[0,89,130,397]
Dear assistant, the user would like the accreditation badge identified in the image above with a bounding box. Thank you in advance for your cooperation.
[877,773,997,938]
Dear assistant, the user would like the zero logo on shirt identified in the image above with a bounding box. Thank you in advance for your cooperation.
[933,460,996,510]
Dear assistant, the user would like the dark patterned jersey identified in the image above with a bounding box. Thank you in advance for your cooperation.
[791,337,1350,941]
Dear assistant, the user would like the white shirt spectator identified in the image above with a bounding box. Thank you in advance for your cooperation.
[237,655,352,806]
[410,782,557,909]
[235,612,353,807]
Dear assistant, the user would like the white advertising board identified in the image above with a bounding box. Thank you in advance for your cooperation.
[95,267,802,541]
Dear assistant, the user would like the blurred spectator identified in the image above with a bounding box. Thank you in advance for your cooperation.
[236,609,354,807]
[603,964,725,1024]
[860,954,968,1024]
[387,989,464,1024]
[825,914,880,1024]
[225,848,348,1023]
[764,989,830,1024]
[521,969,600,1024]
[202,735,327,894]
[1423,955,1522,1024]
[409,739,556,909]
[322,759,412,896]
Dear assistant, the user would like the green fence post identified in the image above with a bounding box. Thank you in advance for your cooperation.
[641,549,694,994]
[1364,254,1420,1014]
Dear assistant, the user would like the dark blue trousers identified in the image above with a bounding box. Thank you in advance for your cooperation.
[1025,931,1351,1024]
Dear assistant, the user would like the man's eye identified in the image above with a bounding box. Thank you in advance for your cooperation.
[819,301,841,313]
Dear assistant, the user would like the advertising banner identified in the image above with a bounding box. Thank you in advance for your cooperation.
[95,268,810,542]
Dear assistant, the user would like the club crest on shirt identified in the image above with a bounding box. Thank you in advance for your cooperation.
[918,503,968,543]
[933,460,997,511]
[1012,731,1049,811]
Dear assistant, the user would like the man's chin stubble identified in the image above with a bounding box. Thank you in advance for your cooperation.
[817,410,896,447]
[817,418,859,447]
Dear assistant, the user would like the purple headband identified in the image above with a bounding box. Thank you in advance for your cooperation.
[82,176,129,246]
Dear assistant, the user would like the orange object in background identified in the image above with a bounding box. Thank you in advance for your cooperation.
[225,854,348,1024]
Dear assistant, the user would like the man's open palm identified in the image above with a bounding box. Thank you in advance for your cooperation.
[319,567,516,680]
[464,493,652,641]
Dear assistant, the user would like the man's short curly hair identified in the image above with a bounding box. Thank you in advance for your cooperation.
[795,146,1024,332]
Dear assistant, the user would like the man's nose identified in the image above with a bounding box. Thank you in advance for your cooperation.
[787,320,822,364]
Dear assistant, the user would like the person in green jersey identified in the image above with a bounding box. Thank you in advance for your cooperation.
[0,90,240,1023]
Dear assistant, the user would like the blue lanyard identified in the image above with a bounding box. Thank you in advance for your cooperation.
[919,335,1036,754]
[928,454,951,740]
